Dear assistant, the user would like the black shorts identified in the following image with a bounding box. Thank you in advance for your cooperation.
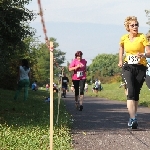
[62,85,67,89]
[122,62,147,101]
[72,79,86,96]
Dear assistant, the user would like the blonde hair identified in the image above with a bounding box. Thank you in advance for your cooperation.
[124,16,139,32]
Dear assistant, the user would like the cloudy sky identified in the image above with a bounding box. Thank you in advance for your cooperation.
[27,0,150,65]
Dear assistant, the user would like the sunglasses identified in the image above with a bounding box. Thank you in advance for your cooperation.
[129,23,138,28]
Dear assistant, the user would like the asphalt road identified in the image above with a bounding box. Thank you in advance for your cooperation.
[63,92,150,150]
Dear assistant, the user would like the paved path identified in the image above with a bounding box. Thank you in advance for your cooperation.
[63,92,150,150]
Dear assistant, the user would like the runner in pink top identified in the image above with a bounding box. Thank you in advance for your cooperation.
[69,51,87,111]
[69,58,87,80]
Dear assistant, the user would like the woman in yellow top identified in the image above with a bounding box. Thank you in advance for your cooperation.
[118,16,150,129]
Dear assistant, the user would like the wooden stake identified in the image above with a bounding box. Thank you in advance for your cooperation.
[56,67,64,124]
[50,41,53,150]
[60,68,64,98]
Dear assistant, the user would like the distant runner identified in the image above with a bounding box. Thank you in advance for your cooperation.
[69,51,87,111]
[62,73,69,98]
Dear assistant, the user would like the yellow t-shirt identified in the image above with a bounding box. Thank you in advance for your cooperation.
[119,33,149,66]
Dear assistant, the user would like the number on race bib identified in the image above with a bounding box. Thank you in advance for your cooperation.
[77,71,83,78]
[127,55,140,64]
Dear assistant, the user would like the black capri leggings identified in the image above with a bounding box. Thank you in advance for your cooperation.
[122,62,147,101]
[72,79,86,96]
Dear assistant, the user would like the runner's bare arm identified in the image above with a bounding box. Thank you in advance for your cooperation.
[137,45,150,58]
[69,64,80,71]
[145,45,150,58]
[118,45,124,67]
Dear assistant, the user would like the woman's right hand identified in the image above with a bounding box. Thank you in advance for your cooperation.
[76,64,80,69]
[118,61,123,68]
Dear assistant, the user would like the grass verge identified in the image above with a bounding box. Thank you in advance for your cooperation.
[0,88,73,150]
[86,82,150,107]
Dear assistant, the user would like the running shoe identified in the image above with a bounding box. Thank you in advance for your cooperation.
[119,82,125,88]
[79,105,83,111]
[128,118,138,129]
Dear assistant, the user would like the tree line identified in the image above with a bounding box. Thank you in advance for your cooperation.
[0,0,149,89]
[0,0,66,89]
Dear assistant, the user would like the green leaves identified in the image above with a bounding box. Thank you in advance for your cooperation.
[35,38,66,85]
[145,10,150,31]
[89,53,120,77]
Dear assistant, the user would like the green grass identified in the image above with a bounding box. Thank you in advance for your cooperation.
[1,83,150,149]
[0,88,73,150]
[87,82,150,107]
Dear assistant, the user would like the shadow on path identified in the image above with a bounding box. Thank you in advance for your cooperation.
[63,92,150,150]
[64,93,150,131]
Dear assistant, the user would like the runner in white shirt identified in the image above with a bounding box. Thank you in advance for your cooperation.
[84,82,88,92]
[94,79,99,94]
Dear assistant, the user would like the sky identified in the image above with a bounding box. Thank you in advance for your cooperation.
[26,0,150,65]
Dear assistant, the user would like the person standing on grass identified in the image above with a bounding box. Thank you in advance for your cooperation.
[84,82,88,92]
[31,80,38,91]
[14,59,31,101]
[118,16,150,129]
[92,82,95,92]
[145,33,150,90]
[46,83,50,91]
[98,79,101,91]
[94,79,99,94]
[69,51,87,111]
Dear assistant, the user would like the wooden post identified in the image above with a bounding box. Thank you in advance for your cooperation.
[50,41,53,150]
[61,67,64,90]
[56,67,63,124]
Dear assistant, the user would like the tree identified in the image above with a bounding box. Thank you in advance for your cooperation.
[89,53,121,78]
[0,0,35,89]
[145,10,150,28]
[35,38,66,85]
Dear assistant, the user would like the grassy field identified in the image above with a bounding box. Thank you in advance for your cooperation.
[0,88,73,150]
[86,82,150,107]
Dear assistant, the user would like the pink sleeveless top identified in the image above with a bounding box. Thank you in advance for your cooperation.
[69,59,87,80]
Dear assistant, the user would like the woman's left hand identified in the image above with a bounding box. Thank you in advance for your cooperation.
[136,52,145,58]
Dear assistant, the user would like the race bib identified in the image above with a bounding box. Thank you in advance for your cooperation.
[127,55,140,64]
[77,71,83,78]
[63,80,67,83]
